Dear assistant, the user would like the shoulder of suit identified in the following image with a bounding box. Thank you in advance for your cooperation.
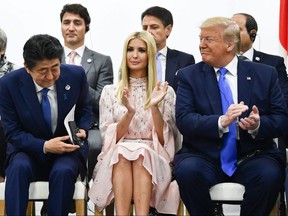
[60,64,85,75]
[85,48,111,59]
[254,50,283,61]
[167,47,194,58]
[177,62,202,76]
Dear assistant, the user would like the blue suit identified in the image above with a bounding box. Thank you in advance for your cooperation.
[165,48,195,92]
[174,59,288,215]
[0,64,92,215]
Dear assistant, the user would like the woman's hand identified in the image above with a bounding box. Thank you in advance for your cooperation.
[150,81,168,107]
[122,87,135,113]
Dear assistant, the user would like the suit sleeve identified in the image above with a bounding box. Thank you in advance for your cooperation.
[89,56,113,123]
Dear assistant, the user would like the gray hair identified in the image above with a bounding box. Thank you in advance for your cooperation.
[0,28,7,52]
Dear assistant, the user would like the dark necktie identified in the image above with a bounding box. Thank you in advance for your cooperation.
[41,88,52,132]
[238,55,250,61]
[156,52,162,82]
[218,68,237,176]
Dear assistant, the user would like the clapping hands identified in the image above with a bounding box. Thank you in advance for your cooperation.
[150,81,168,107]
[121,87,135,113]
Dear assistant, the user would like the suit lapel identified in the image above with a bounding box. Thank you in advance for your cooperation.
[165,48,178,84]
[203,65,223,114]
[20,73,51,135]
[253,49,262,63]
[81,47,93,74]
[237,62,253,110]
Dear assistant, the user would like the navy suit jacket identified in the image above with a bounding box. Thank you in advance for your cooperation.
[62,46,113,125]
[0,64,92,175]
[165,48,195,92]
[175,59,288,164]
[253,49,288,106]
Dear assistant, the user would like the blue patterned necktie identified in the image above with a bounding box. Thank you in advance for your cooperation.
[156,52,162,82]
[218,68,237,176]
[41,88,52,132]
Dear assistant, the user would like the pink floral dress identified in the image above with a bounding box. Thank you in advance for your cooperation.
[88,77,180,214]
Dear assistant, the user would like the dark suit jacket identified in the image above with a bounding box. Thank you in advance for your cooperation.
[62,46,113,125]
[166,48,195,92]
[253,49,288,106]
[0,64,93,175]
[175,59,288,164]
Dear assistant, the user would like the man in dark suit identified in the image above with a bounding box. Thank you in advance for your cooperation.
[60,3,114,181]
[141,6,195,92]
[232,13,288,215]
[232,13,288,105]
[0,34,92,215]
[174,17,288,216]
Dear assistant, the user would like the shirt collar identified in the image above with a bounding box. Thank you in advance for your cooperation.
[240,47,254,61]
[158,46,168,58]
[214,56,238,77]
[64,44,85,58]
[34,82,56,93]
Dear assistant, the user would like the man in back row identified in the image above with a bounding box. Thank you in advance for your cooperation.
[141,6,195,92]
[60,3,114,182]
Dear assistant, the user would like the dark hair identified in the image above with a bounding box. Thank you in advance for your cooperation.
[235,13,258,33]
[23,34,63,70]
[141,6,173,27]
[60,3,91,32]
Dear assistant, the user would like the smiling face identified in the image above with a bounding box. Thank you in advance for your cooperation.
[126,38,148,78]
[199,26,232,68]
[61,12,86,49]
[142,15,172,51]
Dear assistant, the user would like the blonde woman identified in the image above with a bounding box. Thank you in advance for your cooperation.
[88,31,179,215]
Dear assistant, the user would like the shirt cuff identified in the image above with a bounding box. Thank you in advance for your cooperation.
[218,116,229,138]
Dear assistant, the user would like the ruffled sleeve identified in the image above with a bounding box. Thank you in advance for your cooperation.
[152,86,178,162]
[98,85,118,155]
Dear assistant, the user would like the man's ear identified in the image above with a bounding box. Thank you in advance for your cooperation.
[165,24,172,38]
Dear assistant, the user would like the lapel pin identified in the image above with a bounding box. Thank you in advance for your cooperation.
[87,59,92,63]
[247,77,251,80]
[255,57,260,61]
[65,85,70,90]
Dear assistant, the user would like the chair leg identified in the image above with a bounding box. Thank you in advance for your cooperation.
[130,203,134,215]
[105,202,114,215]
[26,201,34,216]
[270,199,279,216]
[0,200,5,216]
[75,199,87,216]
[177,200,184,216]
[94,205,103,216]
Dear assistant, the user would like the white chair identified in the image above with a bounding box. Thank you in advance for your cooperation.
[0,179,88,216]
[210,182,244,202]
[209,182,279,216]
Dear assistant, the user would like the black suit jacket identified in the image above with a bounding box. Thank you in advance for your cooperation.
[166,48,195,91]
[253,49,288,106]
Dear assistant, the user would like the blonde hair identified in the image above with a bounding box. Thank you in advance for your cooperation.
[117,31,157,109]
[201,17,241,54]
